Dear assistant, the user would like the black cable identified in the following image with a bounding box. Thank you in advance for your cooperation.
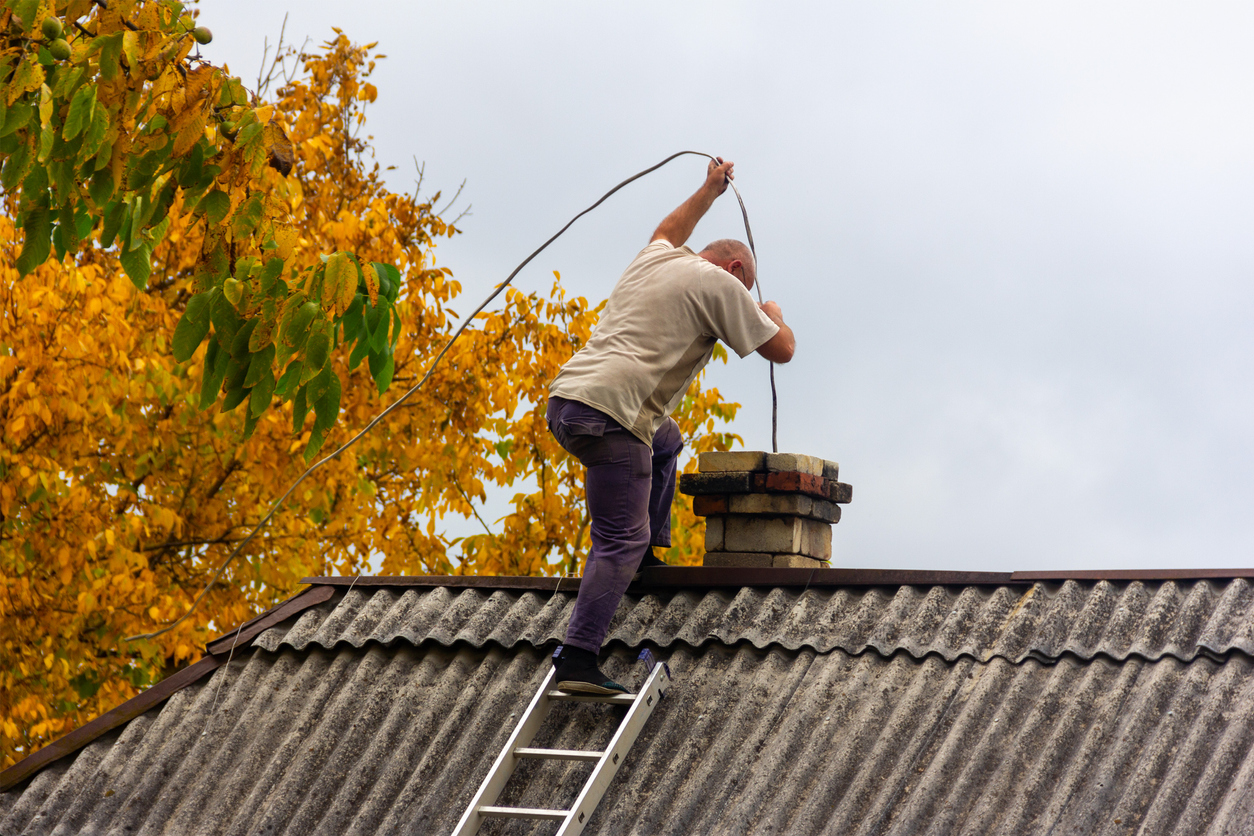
[126,150,771,642]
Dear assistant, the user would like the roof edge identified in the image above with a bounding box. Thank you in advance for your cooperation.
[1,584,336,793]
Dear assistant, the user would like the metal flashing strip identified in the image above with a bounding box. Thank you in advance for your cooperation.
[301,566,1254,591]
[0,584,337,792]
[1012,568,1254,581]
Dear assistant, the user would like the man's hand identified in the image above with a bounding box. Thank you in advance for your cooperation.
[651,156,735,247]
[756,301,795,363]
[705,157,733,197]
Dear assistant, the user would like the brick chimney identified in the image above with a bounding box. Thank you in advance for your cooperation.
[679,452,852,568]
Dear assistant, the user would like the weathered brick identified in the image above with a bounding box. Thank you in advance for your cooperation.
[829,481,853,504]
[764,453,823,475]
[702,551,773,568]
[703,516,725,551]
[722,516,831,559]
[754,471,827,497]
[698,451,766,473]
[726,493,841,524]
[679,471,754,496]
[691,495,729,517]
[822,459,840,481]
[772,554,830,568]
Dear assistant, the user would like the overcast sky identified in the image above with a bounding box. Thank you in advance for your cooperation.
[205,2,1254,572]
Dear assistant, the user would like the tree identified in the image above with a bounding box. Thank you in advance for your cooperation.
[0,4,740,768]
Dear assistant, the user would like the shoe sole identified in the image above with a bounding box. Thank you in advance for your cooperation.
[556,679,629,696]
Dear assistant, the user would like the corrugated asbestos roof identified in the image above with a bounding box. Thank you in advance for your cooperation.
[6,574,1254,835]
[252,578,1254,664]
[6,641,1254,835]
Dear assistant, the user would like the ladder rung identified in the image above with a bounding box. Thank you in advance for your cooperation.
[514,747,604,761]
[478,805,568,821]
[548,690,637,705]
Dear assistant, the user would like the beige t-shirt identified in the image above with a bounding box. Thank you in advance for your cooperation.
[549,239,779,446]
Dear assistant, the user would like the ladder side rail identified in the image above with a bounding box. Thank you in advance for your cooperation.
[554,663,671,836]
[451,666,559,836]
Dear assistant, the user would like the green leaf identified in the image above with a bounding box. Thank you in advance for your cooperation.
[284,300,320,349]
[306,365,333,410]
[223,356,248,392]
[20,156,48,209]
[0,102,33,138]
[368,350,395,394]
[258,257,284,295]
[177,140,205,188]
[62,84,95,141]
[199,337,231,409]
[220,383,249,412]
[304,325,331,373]
[79,108,111,166]
[96,33,124,83]
[304,430,326,463]
[1,138,32,191]
[126,143,170,192]
[211,292,244,343]
[292,384,310,433]
[274,359,301,398]
[51,64,85,101]
[244,343,275,388]
[364,299,387,350]
[197,190,232,225]
[172,293,212,362]
[11,0,39,32]
[100,200,126,248]
[242,404,260,440]
[248,367,276,418]
[381,263,401,300]
[238,121,264,147]
[74,205,92,241]
[119,241,152,289]
[88,168,114,208]
[231,319,259,358]
[16,207,52,276]
[369,303,390,353]
[229,192,264,239]
[312,369,341,434]
[348,332,369,370]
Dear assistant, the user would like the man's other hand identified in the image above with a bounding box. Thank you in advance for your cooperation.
[756,301,795,363]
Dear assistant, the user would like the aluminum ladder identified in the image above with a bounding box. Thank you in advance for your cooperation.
[451,649,671,836]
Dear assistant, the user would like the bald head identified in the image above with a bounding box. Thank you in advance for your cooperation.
[698,239,757,291]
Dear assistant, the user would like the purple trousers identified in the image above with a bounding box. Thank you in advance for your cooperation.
[547,396,683,653]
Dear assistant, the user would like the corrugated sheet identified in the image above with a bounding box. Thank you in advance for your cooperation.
[251,578,1254,664]
[6,640,1254,836]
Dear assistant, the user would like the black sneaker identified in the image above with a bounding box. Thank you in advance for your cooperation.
[553,645,629,695]
[638,552,669,569]
[632,550,670,581]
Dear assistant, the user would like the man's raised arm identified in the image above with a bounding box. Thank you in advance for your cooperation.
[650,157,734,247]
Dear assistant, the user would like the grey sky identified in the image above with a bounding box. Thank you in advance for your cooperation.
[205,2,1254,571]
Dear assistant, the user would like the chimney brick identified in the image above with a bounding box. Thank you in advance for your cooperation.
[682,451,850,569]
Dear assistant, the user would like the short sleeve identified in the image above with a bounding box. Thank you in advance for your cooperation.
[698,267,780,358]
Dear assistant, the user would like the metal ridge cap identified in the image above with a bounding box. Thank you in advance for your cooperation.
[299,568,1022,589]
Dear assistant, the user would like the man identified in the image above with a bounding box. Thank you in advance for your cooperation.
[546,157,795,694]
